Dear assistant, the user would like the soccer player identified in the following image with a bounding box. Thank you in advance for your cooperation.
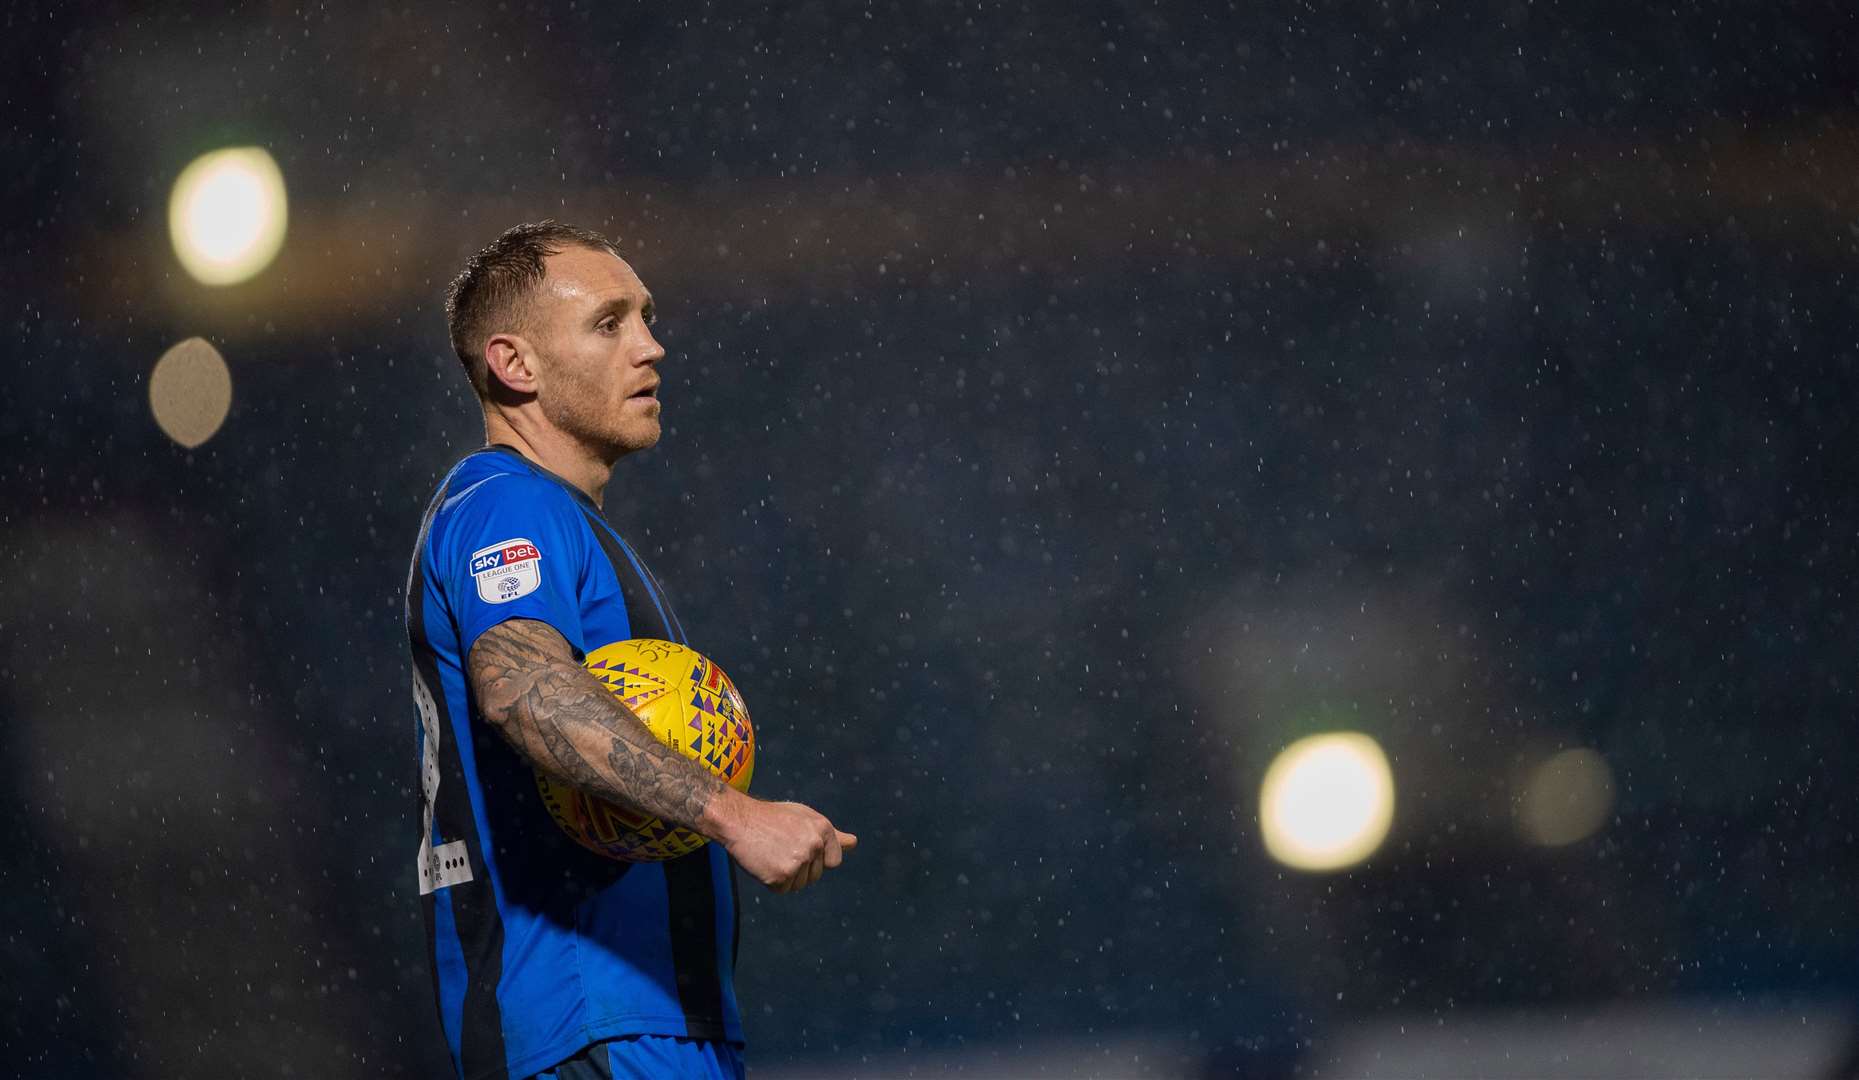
[405,222,856,1080]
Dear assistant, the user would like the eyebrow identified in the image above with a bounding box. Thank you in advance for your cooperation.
[591,293,655,320]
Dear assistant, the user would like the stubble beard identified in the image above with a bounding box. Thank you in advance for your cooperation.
[540,378,658,463]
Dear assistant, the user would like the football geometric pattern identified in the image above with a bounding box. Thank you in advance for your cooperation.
[533,638,755,862]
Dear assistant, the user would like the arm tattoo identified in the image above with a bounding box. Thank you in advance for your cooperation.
[467,619,725,831]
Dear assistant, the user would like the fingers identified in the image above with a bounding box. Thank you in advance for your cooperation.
[771,856,821,893]
[739,803,857,894]
[800,826,827,888]
[779,829,838,891]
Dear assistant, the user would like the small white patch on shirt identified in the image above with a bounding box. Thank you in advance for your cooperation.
[470,537,542,604]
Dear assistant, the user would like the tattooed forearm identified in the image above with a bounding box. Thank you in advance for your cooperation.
[467,619,725,831]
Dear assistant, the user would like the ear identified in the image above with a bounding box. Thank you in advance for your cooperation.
[483,333,540,396]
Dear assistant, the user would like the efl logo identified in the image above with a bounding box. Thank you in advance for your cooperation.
[469,537,542,605]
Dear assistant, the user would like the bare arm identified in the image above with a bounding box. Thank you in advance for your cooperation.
[467,617,726,832]
[466,618,858,891]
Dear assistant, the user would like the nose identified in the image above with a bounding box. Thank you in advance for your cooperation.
[638,326,666,367]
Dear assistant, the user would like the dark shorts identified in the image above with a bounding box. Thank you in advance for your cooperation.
[529,1035,746,1080]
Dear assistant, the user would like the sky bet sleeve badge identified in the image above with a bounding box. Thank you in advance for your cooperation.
[470,538,543,604]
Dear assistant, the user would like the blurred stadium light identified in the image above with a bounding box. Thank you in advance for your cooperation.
[168,147,287,285]
[1258,732,1394,872]
[1517,747,1616,847]
[148,336,232,448]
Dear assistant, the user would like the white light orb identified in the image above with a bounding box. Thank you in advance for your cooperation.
[1518,748,1615,847]
[149,337,232,447]
[169,147,288,285]
[1259,732,1395,871]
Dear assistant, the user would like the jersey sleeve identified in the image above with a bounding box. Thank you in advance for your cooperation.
[432,474,589,660]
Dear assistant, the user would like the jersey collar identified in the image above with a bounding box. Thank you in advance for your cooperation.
[481,443,602,513]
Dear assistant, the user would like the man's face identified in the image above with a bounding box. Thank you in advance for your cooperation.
[524,246,666,460]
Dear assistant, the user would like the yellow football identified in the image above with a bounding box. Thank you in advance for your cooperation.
[534,638,755,861]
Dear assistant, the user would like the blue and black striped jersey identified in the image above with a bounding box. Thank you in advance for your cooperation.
[405,445,742,1080]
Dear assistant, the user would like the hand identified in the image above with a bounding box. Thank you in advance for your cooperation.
[708,791,857,893]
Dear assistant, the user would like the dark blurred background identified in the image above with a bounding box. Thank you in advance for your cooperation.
[5,1,1859,1076]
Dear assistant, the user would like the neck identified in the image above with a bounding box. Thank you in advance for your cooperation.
[482,408,612,508]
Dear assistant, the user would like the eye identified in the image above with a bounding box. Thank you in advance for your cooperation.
[596,316,619,333]
[643,307,658,327]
